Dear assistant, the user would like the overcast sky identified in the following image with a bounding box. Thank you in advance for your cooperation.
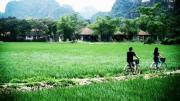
[0,0,11,12]
[0,0,150,13]
[0,0,116,12]
[57,0,116,12]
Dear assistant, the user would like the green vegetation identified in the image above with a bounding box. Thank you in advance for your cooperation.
[0,0,179,100]
[1,75,180,101]
[0,17,56,42]
[89,16,119,41]
[138,3,169,37]
[120,18,139,40]
[56,14,86,41]
[0,42,180,83]
[1,2,180,43]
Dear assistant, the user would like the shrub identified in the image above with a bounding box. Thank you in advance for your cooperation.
[161,39,175,45]
[144,38,155,44]
[176,37,180,44]
[161,37,180,45]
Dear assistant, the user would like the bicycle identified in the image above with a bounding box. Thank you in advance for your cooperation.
[124,59,140,75]
[149,58,167,72]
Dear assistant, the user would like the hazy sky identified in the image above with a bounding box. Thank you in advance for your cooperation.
[0,0,151,13]
[142,0,150,2]
[0,0,11,12]
[0,0,116,12]
[57,0,116,12]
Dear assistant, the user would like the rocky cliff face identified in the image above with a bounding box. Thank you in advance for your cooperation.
[2,0,74,19]
[111,0,142,18]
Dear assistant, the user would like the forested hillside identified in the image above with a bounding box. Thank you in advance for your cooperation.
[111,0,141,18]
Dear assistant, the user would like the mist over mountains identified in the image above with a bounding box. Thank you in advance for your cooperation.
[0,0,159,20]
[91,0,143,20]
[79,6,98,19]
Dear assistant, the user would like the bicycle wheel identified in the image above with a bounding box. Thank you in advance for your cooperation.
[135,64,140,74]
[159,63,167,72]
[124,65,131,75]
[149,63,157,73]
[150,63,157,69]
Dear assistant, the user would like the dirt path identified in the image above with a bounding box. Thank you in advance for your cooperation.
[0,70,180,93]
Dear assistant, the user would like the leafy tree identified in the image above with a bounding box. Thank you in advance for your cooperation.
[0,17,31,41]
[5,17,19,40]
[89,16,120,41]
[138,3,169,40]
[119,18,139,40]
[174,0,180,15]
[27,19,49,35]
[56,13,85,41]
[40,18,56,35]
[39,18,57,41]
[16,19,31,35]
[169,0,180,36]
[0,18,9,34]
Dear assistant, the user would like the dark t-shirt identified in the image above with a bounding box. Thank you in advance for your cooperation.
[154,52,159,62]
[127,51,136,62]
[154,52,159,57]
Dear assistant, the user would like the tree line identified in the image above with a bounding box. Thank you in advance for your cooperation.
[0,3,179,43]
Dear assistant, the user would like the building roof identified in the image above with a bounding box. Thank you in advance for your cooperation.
[138,30,150,36]
[80,27,93,35]
[80,29,150,36]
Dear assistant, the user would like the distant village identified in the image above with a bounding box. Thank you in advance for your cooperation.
[0,0,179,44]
[7,28,151,42]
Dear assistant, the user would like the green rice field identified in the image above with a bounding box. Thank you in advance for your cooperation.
[0,42,180,83]
[0,42,180,101]
[1,75,180,101]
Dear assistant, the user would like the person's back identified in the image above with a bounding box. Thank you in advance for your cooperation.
[127,51,136,63]
[126,47,139,69]
[153,47,160,63]
[153,47,161,68]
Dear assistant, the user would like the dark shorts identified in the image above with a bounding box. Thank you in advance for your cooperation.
[128,62,135,68]
[127,59,133,63]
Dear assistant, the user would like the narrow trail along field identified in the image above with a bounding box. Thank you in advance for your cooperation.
[1,70,180,93]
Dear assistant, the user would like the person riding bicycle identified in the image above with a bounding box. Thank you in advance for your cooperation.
[153,47,163,69]
[127,47,139,70]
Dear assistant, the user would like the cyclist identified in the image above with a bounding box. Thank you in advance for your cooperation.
[153,47,163,69]
[127,47,139,70]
